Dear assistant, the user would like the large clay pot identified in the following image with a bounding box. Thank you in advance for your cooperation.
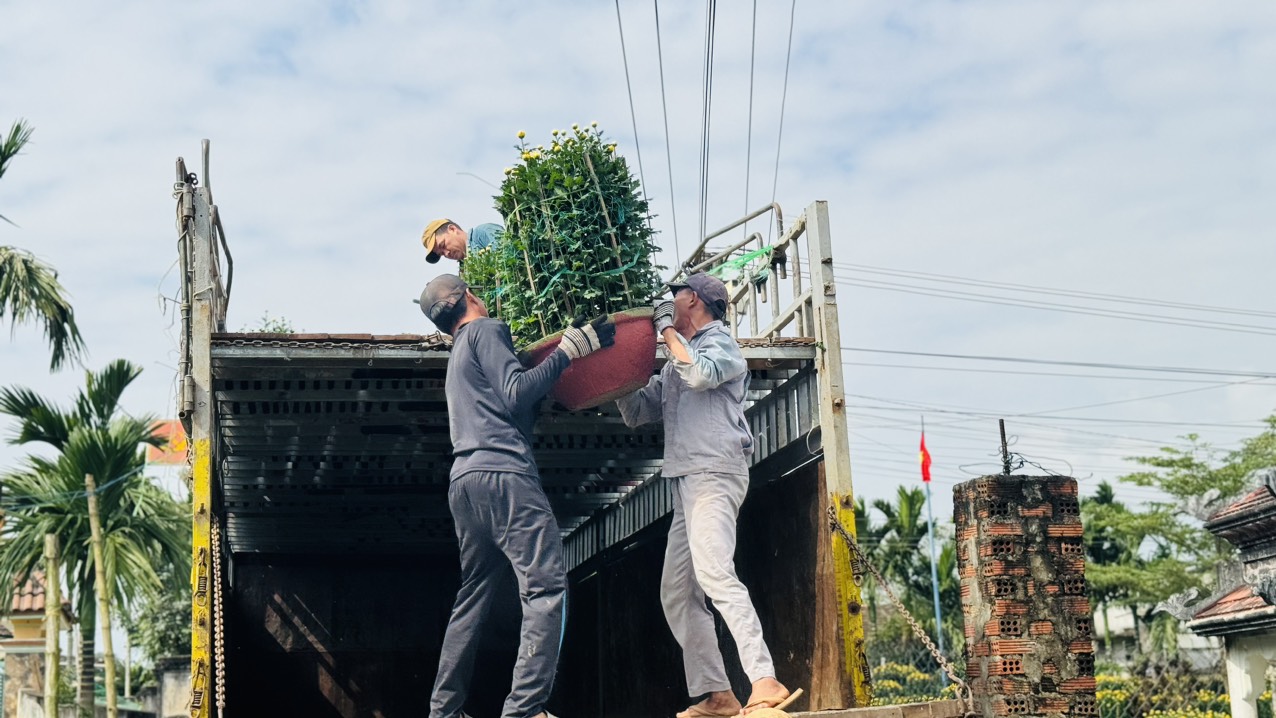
[525,307,656,411]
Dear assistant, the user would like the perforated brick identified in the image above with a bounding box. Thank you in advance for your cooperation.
[955,475,1097,718]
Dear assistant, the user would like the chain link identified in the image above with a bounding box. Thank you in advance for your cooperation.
[827,505,975,715]
[214,337,451,351]
[211,517,227,714]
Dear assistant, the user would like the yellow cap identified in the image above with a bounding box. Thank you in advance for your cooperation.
[420,218,453,259]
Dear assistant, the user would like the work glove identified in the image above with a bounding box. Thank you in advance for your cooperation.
[652,298,675,335]
[559,314,617,360]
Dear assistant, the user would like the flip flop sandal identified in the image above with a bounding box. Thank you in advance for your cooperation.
[740,687,805,715]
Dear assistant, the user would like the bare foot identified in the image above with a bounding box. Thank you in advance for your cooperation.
[677,690,742,718]
[741,677,790,715]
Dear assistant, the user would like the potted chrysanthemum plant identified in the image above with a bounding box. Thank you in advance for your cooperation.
[461,123,663,410]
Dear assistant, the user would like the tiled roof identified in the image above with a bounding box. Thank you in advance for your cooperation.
[1192,584,1272,620]
[1208,487,1276,523]
[8,572,73,617]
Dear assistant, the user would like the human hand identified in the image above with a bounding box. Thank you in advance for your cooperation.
[652,299,674,335]
[559,314,617,360]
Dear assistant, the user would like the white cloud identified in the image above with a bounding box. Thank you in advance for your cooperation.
[2,0,1275,514]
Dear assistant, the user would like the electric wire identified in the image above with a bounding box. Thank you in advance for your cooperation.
[839,347,1276,380]
[651,0,681,261]
[835,262,1276,320]
[613,0,651,228]
[743,0,757,238]
[697,0,718,247]
[768,0,797,243]
[835,276,1276,337]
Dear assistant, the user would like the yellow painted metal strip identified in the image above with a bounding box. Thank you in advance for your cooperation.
[831,492,872,707]
[190,438,211,718]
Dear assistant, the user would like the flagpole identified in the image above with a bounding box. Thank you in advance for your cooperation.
[922,416,948,684]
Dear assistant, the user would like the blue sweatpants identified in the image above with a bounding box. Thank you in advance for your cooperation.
[429,471,567,718]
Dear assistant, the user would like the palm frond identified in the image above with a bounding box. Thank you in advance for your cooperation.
[0,119,35,226]
[0,246,87,370]
[77,360,143,427]
[0,385,76,447]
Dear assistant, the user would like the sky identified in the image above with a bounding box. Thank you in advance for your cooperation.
[2,0,1275,526]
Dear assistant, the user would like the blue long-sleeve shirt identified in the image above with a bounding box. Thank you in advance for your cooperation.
[446,317,569,480]
[616,321,754,477]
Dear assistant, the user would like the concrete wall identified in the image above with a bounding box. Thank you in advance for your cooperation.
[157,657,191,718]
[4,654,43,718]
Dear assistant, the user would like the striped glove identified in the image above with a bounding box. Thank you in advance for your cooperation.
[652,299,675,334]
[559,315,617,360]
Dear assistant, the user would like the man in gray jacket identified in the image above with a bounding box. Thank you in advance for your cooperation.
[617,272,797,717]
[420,274,615,718]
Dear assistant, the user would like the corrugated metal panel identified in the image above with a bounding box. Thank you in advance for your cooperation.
[210,337,818,559]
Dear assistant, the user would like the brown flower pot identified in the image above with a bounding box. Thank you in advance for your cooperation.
[525,307,655,411]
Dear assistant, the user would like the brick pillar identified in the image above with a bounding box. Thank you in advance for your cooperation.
[954,475,1097,718]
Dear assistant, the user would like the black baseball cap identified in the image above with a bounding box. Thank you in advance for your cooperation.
[667,272,728,320]
[419,274,469,333]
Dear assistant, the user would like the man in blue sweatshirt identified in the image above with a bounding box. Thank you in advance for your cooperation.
[420,274,615,718]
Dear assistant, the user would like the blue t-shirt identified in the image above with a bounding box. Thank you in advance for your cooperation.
[467,223,503,254]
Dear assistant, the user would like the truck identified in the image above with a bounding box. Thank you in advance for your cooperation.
[173,144,869,718]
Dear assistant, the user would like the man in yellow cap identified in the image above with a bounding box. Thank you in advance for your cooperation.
[422,218,503,264]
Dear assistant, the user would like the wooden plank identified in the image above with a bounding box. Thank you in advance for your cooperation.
[789,699,964,718]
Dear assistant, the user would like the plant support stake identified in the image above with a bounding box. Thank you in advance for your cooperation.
[44,534,60,718]
[86,474,119,718]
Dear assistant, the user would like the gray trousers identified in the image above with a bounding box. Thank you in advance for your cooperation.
[429,471,567,718]
[662,472,775,695]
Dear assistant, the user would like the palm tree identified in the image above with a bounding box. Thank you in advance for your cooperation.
[0,360,189,715]
[0,119,86,370]
[873,486,931,589]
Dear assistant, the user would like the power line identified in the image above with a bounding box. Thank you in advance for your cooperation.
[651,0,681,261]
[839,346,1276,380]
[613,0,650,226]
[835,276,1276,337]
[843,360,1252,385]
[836,262,1276,320]
[743,0,757,237]
[768,0,797,243]
[696,0,718,246]
[848,403,1262,429]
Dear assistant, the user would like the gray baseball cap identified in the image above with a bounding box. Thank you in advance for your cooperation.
[419,274,469,333]
[667,272,728,319]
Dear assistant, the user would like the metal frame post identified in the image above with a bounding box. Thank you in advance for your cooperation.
[182,174,217,718]
[806,201,869,707]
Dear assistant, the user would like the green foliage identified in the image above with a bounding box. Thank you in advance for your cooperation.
[1,119,35,226]
[1095,665,1271,718]
[0,119,87,370]
[868,662,960,706]
[242,311,296,333]
[1081,416,1276,654]
[124,542,193,665]
[0,360,190,706]
[463,124,663,346]
[0,245,86,371]
[859,488,964,670]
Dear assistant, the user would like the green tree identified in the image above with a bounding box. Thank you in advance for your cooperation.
[1100,416,1276,656]
[0,119,86,369]
[873,486,930,589]
[0,360,189,715]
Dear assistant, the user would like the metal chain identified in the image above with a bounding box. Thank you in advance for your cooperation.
[827,505,975,714]
[211,517,227,714]
[214,337,451,351]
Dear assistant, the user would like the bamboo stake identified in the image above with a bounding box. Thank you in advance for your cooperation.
[510,202,548,336]
[582,152,630,296]
[43,534,60,718]
[85,474,118,718]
